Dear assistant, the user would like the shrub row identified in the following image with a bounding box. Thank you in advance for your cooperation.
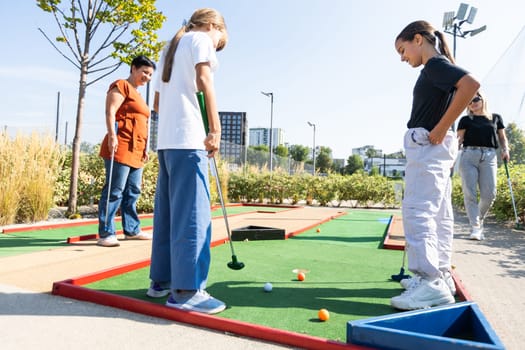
[2,134,523,225]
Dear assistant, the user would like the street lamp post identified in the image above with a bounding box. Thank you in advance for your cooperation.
[261,91,274,174]
[307,121,316,175]
[443,3,486,59]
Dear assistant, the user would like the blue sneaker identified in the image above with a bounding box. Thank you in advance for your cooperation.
[166,290,226,314]
[146,282,170,298]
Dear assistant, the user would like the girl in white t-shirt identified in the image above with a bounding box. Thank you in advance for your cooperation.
[147,8,228,315]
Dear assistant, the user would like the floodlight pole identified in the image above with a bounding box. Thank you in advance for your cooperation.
[261,91,274,174]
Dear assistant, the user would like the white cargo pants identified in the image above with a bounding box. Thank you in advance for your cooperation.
[402,128,458,280]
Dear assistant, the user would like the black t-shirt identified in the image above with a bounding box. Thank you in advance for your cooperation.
[457,113,505,148]
[408,56,469,131]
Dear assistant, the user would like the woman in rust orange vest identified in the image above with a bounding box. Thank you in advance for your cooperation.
[97,55,155,247]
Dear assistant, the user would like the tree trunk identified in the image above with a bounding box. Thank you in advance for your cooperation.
[67,63,88,215]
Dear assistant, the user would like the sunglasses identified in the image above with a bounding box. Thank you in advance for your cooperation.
[470,97,482,104]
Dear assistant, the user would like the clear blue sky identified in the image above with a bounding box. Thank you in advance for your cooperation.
[1,1,524,159]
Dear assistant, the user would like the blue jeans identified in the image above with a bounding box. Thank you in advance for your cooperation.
[98,159,143,238]
[459,147,497,227]
[149,149,212,291]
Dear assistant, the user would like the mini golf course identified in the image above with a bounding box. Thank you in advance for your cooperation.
[2,205,503,349]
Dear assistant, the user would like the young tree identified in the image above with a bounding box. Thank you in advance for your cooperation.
[289,144,310,162]
[345,154,364,175]
[274,144,288,158]
[315,146,333,174]
[37,0,166,215]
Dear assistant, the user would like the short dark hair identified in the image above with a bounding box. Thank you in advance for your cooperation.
[130,55,156,72]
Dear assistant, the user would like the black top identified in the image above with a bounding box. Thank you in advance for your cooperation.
[457,113,505,148]
[408,56,469,131]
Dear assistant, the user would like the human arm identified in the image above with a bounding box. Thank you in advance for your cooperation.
[429,74,480,144]
[196,62,221,157]
[498,128,510,161]
[153,91,159,114]
[456,129,465,150]
[105,86,126,154]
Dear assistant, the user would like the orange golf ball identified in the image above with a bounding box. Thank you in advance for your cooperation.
[318,308,330,321]
[297,272,306,281]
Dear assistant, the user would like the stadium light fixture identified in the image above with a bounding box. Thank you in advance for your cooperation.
[442,3,486,59]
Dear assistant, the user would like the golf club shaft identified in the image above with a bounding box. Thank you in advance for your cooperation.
[196,91,238,255]
[211,157,237,255]
[504,160,519,224]
[104,123,118,232]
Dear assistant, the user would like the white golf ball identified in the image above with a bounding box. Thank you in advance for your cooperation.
[263,282,273,292]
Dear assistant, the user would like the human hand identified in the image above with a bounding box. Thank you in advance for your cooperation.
[429,126,447,145]
[204,132,220,158]
[501,149,510,161]
[108,133,118,154]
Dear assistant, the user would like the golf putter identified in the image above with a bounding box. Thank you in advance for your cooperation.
[391,245,411,282]
[197,91,245,270]
[504,160,522,230]
[104,122,118,233]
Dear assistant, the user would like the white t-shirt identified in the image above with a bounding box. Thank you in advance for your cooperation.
[155,31,218,150]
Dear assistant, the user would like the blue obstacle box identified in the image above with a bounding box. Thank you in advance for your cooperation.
[347,301,504,350]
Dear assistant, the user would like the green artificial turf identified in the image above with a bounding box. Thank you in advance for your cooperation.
[0,206,288,258]
[86,209,405,342]
[0,219,150,257]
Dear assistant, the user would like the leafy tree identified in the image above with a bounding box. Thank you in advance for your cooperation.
[289,144,309,162]
[345,154,364,175]
[274,144,288,158]
[506,122,525,164]
[315,146,333,174]
[365,147,382,158]
[37,0,166,215]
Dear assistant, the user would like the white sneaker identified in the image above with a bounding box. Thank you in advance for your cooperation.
[469,226,484,240]
[400,275,421,290]
[441,270,456,296]
[124,232,152,240]
[391,278,455,310]
[97,235,120,247]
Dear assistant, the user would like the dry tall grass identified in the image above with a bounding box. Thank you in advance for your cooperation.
[0,132,63,225]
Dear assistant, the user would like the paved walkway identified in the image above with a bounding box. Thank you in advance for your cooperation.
[0,206,523,349]
[450,209,525,350]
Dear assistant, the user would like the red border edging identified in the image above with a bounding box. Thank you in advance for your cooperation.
[52,275,372,350]
[2,214,154,234]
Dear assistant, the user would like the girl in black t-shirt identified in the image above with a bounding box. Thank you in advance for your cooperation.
[457,92,510,240]
[392,20,480,311]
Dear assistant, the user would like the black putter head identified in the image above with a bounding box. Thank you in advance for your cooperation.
[390,268,411,282]
[227,255,245,270]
